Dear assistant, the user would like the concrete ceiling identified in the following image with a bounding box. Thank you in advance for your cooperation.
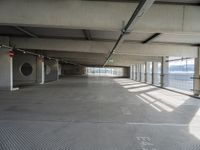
[89,0,200,5]
[0,26,86,39]
[0,25,199,66]
[1,26,200,45]
[0,0,200,67]
[156,0,200,4]
[153,33,200,44]
[88,0,200,5]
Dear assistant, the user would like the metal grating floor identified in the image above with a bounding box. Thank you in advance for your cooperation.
[0,120,200,150]
[0,77,200,150]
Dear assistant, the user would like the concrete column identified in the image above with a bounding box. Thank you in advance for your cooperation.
[152,62,159,85]
[36,56,45,84]
[146,62,152,83]
[138,64,141,81]
[86,67,88,75]
[56,60,59,80]
[58,63,62,76]
[141,64,145,82]
[0,37,13,91]
[193,47,200,96]
[135,64,137,81]
[152,62,154,84]
[130,65,133,80]
[139,64,142,82]
[160,57,169,88]
[134,65,136,80]
[136,64,140,81]
[132,65,134,80]
[144,62,147,83]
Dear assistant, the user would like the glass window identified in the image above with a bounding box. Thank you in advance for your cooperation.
[86,67,123,77]
[167,57,194,92]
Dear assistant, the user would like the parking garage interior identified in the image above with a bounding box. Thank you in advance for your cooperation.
[0,0,200,149]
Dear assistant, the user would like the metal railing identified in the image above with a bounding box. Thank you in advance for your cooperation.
[167,73,193,91]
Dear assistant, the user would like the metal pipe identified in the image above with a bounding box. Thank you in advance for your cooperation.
[103,0,155,67]
[0,43,62,62]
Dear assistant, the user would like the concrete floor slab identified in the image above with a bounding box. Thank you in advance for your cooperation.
[0,76,200,149]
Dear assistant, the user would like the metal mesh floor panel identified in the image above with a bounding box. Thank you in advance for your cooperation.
[0,121,200,150]
[0,77,200,149]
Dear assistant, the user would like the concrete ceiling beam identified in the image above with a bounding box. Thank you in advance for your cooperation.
[43,51,106,60]
[10,37,113,54]
[116,42,198,57]
[10,37,198,58]
[44,51,161,63]
[13,26,38,38]
[0,0,200,33]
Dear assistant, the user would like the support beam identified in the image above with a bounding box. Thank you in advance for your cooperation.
[131,65,134,80]
[140,63,145,82]
[152,62,154,84]
[111,54,162,62]
[144,62,148,83]
[137,64,140,81]
[10,37,112,54]
[116,42,198,57]
[9,37,198,57]
[132,65,134,80]
[43,51,106,61]
[14,26,38,38]
[134,65,136,80]
[142,33,161,44]
[139,64,142,82]
[66,59,104,66]
[152,62,159,85]
[135,64,138,81]
[82,30,92,40]
[56,60,59,80]
[132,65,135,80]
[160,57,169,88]
[130,65,133,80]
[146,62,152,83]
[106,55,162,67]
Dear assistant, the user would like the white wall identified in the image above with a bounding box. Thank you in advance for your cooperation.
[0,37,12,90]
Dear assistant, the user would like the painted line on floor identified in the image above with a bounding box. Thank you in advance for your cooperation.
[0,119,200,127]
[126,122,200,127]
